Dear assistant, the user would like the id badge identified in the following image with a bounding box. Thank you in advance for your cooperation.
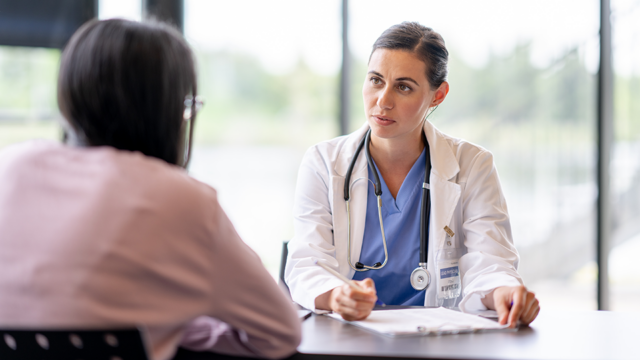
[436,248,462,303]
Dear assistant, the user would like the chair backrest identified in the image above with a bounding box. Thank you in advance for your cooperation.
[279,240,290,294]
[0,328,148,360]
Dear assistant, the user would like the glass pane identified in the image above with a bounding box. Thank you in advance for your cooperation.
[0,0,144,151]
[99,0,142,21]
[184,0,342,276]
[610,0,640,312]
[350,0,600,310]
[0,46,61,149]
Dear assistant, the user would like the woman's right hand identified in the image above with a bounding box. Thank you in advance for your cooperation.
[316,279,378,321]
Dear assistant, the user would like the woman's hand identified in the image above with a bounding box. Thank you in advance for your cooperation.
[481,286,540,328]
[315,279,378,321]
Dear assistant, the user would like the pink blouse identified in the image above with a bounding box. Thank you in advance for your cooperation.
[0,141,300,360]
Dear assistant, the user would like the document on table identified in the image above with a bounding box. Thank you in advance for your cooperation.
[326,307,510,337]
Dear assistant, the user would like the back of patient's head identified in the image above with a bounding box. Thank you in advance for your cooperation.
[57,19,196,165]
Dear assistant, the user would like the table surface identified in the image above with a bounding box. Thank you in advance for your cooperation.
[295,309,640,360]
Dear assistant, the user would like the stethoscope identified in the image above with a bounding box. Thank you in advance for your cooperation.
[343,128,432,291]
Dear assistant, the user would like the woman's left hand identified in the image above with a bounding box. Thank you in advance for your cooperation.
[482,286,540,328]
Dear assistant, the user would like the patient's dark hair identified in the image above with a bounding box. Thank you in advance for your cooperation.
[57,19,196,165]
[370,22,448,90]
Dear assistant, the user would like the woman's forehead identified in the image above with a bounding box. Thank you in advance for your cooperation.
[368,49,427,81]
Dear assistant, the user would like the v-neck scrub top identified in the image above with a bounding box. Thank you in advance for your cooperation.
[352,148,427,306]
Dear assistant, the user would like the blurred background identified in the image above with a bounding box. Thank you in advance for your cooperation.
[0,0,638,311]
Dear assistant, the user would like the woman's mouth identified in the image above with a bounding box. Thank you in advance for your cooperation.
[372,115,395,126]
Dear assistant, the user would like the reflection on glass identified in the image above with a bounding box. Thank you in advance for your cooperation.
[350,0,600,310]
[610,0,640,312]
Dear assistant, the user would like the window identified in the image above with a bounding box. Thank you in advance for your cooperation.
[184,0,341,274]
[610,0,640,311]
[349,0,600,310]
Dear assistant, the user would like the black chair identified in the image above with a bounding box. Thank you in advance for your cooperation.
[0,328,148,360]
[279,240,290,295]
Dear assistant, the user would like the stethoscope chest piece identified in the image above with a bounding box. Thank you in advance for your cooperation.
[410,264,430,291]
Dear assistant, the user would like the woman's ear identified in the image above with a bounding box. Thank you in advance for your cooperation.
[431,81,449,107]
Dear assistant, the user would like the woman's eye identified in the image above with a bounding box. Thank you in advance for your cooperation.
[370,77,381,85]
[399,84,411,92]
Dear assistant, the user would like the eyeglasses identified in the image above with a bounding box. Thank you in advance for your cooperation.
[183,95,204,120]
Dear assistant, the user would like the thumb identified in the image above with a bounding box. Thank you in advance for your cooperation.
[493,292,511,325]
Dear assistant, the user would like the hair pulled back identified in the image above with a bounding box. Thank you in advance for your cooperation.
[370,22,448,90]
[57,19,197,165]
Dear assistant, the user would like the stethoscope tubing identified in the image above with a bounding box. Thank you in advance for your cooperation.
[344,128,432,274]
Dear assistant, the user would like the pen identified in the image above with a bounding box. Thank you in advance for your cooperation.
[314,260,386,306]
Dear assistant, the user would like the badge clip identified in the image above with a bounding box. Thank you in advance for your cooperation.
[444,226,455,237]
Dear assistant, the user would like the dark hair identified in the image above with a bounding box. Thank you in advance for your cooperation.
[370,22,448,90]
[57,19,197,165]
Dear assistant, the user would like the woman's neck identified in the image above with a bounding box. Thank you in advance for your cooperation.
[368,125,425,199]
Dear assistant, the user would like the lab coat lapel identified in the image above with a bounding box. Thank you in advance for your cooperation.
[333,123,369,278]
[424,121,461,249]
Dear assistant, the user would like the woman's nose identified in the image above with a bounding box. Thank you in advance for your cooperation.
[377,87,394,110]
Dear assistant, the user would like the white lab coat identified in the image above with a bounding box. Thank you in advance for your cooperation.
[285,121,523,312]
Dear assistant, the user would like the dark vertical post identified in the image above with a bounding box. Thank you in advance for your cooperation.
[143,0,183,33]
[597,0,613,311]
[339,0,350,135]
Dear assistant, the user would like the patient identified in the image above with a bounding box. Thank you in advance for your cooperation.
[0,19,300,360]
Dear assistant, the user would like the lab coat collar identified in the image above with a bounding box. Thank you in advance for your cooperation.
[334,123,370,177]
[334,121,461,181]
[423,120,460,181]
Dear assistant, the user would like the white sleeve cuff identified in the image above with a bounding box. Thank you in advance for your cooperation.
[458,290,491,313]
[458,275,523,313]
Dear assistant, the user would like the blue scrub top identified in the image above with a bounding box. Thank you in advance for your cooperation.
[352,148,427,306]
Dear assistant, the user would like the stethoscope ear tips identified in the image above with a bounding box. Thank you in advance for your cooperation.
[355,262,382,270]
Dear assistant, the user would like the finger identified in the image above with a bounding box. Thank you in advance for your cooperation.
[337,289,375,312]
[336,298,373,321]
[358,278,377,293]
[338,295,373,310]
[517,292,534,315]
[334,285,357,308]
[354,306,374,320]
[521,299,540,324]
[354,279,377,300]
[519,292,537,323]
[347,284,377,302]
[522,305,540,325]
[349,290,377,302]
[507,287,527,328]
[338,303,362,321]
[492,290,512,325]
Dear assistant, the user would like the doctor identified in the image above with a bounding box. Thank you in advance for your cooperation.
[285,22,539,327]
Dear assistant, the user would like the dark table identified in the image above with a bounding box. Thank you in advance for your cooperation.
[175,309,640,360]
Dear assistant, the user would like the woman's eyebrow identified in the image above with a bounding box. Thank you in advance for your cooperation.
[367,71,420,87]
[396,77,420,86]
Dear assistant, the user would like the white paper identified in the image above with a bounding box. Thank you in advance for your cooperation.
[326,307,509,336]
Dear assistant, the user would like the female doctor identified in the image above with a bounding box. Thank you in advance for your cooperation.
[285,22,539,327]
